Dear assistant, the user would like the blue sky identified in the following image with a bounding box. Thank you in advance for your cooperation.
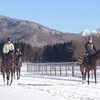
[0,0,100,33]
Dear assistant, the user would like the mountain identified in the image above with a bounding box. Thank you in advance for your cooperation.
[79,29,99,36]
[0,15,82,47]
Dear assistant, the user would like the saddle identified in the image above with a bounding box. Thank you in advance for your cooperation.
[78,52,95,65]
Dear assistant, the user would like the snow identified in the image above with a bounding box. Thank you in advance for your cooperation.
[0,63,100,100]
[82,29,91,36]
[80,29,98,36]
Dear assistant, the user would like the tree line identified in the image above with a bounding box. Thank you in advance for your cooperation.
[42,42,75,62]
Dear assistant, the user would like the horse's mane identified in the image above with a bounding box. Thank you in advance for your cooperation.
[4,51,14,65]
[89,50,100,58]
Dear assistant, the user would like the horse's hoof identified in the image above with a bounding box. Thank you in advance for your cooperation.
[3,82,5,85]
[10,83,12,86]
[82,80,86,84]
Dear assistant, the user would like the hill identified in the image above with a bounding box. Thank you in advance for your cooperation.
[0,15,82,47]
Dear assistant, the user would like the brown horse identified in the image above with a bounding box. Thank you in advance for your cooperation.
[1,51,14,85]
[80,50,100,84]
[15,57,22,80]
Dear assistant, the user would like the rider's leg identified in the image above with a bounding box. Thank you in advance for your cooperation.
[82,53,88,64]
[1,54,4,68]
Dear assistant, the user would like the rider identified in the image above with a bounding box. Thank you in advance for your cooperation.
[2,36,15,68]
[85,37,97,55]
[83,36,97,63]
[15,48,22,67]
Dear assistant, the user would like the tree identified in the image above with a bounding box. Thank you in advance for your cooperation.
[42,42,75,62]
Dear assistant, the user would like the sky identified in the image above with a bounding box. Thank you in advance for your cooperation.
[0,0,100,33]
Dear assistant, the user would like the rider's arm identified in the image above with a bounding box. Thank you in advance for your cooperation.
[85,43,90,53]
[93,44,97,52]
[10,43,15,51]
[3,44,8,54]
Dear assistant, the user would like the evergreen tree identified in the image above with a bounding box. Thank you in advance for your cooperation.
[42,42,75,62]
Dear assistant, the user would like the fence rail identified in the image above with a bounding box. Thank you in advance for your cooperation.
[27,62,79,77]
[27,62,100,78]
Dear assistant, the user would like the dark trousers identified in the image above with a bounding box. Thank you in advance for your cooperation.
[2,54,5,67]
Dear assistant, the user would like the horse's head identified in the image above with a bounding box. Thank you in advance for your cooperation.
[96,49,100,59]
[8,51,14,60]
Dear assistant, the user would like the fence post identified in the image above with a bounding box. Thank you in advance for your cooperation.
[42,65,43,74]
[50,65,51,75]
[72,65,74,77]
[31,64,32,73]
[38,65,39,74]
[46,64,47,75]
[65,65,67,76]
[55,65,56,75]
[27,64,28,72]
[60,65,61,76]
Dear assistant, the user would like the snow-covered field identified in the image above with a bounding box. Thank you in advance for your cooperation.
[0,63,100,100]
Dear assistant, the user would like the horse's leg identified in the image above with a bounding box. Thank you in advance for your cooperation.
[3,74,5,84]
[2,69,5,84]
[18,64,21,79]
[14,67,16,80]
[17,68,19,80]
[19,67,21,78]
[18,69,20,80]
[17,65,19,80]
[94,69,97,83]
[82,72,83,80]
[7,73,9,85]
[82,72,85,82]
[3,73,5,84]
[16,64,19,80]
[18,68,19,80]
[10,69,13,86]
[88,69,90,84]
[85,69,87,80]
[83,67,85,80]
[7,71,10,85]
[82,66,86,84]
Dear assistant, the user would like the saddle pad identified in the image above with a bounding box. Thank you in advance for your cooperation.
[78,55,84,65]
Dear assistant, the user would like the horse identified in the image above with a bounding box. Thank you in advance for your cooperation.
[15,57,22,80]
[79,50,100,84]
[1,51,14,85]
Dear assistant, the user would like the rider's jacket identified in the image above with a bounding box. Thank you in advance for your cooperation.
[15,51,22,63]
[85,42,97,55]
[3,43,14,54]
[15,51,22,58]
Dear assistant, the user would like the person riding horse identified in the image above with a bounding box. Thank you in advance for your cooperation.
[15,48,22,80]
[83,37,97,64]
[2,36,15,68]
[15,48,22,67]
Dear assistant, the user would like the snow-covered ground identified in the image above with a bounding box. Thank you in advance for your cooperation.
[0,63,100,100]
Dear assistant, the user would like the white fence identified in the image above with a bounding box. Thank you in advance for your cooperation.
[26,62,100,78]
